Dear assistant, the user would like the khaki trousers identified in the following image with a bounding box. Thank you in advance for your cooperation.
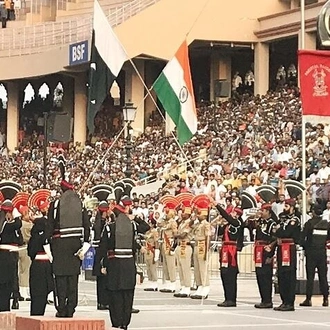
[193,248,209,287]
[145,251,158,282]
[162,246,176,282]
[175,245,192,287]
[19,248,31,287]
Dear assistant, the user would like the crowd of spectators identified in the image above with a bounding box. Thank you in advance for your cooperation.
[1,86,330,221]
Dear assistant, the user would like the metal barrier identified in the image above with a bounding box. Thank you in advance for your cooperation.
[0,0,161,57]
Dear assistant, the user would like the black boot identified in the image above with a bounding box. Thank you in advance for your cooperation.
[299,298,312,307]
[11,299,19,310]
[323,296,329,307]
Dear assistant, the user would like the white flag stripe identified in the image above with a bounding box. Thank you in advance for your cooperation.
[93,0,128,77]
[163,57,197,134]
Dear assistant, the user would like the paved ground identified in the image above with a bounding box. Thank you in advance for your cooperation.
[14,274,330,330]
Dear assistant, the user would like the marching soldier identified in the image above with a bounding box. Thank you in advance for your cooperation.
[300,204,330,307]
[27,189,53,316]
[91,184,113,310]
[213,199,243,307]
[13,192,32,302]
[174,193,194,298]
[190,195,211,300]
[48,156,91,318]
[158,195,178,293]
[100,180,149,330]
[273,180,305,312]
[0,181,23,312]
[143,218,160,292]
[254,204,277,308]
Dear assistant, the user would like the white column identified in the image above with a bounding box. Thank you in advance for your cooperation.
[130,60,145,136]
[74,73,87,145]
[254,42,269,96]
[6,82,19,153]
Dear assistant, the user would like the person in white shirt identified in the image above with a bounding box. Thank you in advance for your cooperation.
[322,201,330,221]
[318,161,330,183]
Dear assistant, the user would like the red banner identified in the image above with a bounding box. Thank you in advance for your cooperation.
[299,50,330,116]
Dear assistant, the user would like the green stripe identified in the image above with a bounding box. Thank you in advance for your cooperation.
[154,73,193,145]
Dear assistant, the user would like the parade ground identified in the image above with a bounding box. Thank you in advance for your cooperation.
[13,275,330,330]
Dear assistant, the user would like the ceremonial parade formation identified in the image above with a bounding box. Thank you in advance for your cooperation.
[1,160,330,329]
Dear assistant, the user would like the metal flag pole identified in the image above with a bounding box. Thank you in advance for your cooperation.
[300,0,307,224]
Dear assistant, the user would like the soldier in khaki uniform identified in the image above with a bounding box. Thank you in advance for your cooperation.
[143,221,160,291]
[158,196,179,293]
[190,195,211,300]
[174,193,194,298]
[18,205,33,301]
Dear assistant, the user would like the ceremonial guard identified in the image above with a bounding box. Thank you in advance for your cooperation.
[143,215,160,292]
[0,181,23,312]
[190,195,211,300]
[27,189,53,316]
[254,186,278,308]
[300,204,330,307]
[13,192,32,302]
[48,156,90,318]
[158,195,178,293]
[273,180,304,312]
[100,180,149,330]
[91,184,113,310]
[174,193,194,298]
[213,196,243,307]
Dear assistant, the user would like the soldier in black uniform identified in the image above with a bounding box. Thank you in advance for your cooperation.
[100,180,149,330]
[300,204,330,307]
[91,183,114,310]
[0,200,22,312]
[254,204,277,309]
[213,201,243,308]
[273,198,301,311]
[48,156,91,318]
[27,189,53,316]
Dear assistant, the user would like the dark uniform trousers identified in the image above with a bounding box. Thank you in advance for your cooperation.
[108,289,134,328]
[221,267,238,302]
[0,282,13,311]
[96,276,108,305]
[306,250,328,299]
[31,295,48,315]
[12,252,20,299]
[256,265,273,304]
[278,267,296,306]
[55,275,79,316]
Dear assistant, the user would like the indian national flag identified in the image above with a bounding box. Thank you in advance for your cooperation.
[87,0,128,133]
[153,41,197,145]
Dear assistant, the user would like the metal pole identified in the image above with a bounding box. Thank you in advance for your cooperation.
[125,123,132,178]
[301,0,307,224]
[43,112,48,189]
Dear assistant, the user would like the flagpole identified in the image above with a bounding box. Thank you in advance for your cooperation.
[300,0,307,224]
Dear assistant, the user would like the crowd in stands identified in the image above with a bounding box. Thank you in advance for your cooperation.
[1,85,330,223]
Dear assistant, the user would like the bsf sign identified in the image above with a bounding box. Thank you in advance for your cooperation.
[69,40,88,66]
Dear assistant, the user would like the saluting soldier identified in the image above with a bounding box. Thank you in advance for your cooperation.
[158,195,178,293]
[174,193,194,298]
[91,184,113,310]
[213,199,243,307]
[190,195,211,300]
[143,217,160,292]
[48,156,91,318]
[273,180,305,312]
[27,189,53,316]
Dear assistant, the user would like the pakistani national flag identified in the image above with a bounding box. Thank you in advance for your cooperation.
[87,0,128,133]
[153,40,197,145]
